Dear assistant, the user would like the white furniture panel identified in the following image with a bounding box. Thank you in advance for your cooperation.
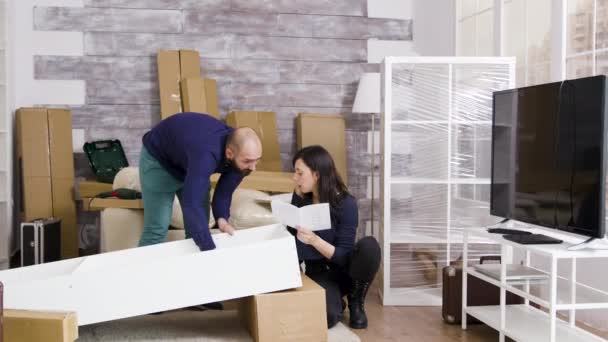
[0,224,302,325]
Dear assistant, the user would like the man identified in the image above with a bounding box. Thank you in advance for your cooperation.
[138,112,262,251]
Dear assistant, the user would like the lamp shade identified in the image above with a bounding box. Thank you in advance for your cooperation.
[352,72,381,113]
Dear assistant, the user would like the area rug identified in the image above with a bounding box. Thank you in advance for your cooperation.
[78,309,360,341]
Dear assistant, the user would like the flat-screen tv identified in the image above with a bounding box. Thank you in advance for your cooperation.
[491,75,607,238]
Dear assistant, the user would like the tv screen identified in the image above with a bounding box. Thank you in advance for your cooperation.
[491,75,607,238]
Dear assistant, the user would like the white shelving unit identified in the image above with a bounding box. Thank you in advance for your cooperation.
[379,57,516,305]
[463,228,608,342]
[0,0,10,269]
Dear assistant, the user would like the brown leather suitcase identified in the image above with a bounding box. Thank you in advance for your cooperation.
[1,281,3,342]
[442,256,523,324]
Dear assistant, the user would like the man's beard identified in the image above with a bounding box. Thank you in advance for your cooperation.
[226,158,252,176]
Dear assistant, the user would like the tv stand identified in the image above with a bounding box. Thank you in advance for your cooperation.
[462,227,608,342]
[567,237,608,251]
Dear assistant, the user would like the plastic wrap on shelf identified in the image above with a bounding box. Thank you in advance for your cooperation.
[380,57,515,304]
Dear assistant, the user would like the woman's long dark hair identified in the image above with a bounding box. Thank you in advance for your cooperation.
[292,145,350,208]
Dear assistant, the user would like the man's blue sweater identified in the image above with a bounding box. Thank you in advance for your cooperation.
[142,113,244,250]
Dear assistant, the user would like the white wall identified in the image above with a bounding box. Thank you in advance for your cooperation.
[10,0,85,111]
[412,0,456,56]
[367,0,416,63]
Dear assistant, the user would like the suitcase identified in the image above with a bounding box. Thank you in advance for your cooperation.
[21,218,62,267]
[1,281,3,342]
[83,139,129,184]
[442,255,524,324]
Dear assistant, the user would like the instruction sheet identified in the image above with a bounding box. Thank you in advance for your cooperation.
[271,200,332,231]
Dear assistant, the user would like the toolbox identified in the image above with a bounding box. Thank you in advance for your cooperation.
[83,140,129,184]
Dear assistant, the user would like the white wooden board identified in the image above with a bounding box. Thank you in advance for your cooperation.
[0,224,302,325]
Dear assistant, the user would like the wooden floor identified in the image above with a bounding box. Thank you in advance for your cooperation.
[350,289,498,342]
[349,284,608,342]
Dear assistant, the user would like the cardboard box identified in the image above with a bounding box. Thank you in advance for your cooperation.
[53,178,78,258]
[226,111,282,172]
[22,177,53,220]
[158,49,202,120]
[297,113,348,182]
[179,50,201,80]
[0,224,302,326]
[210,171,294,193]
[180,77,220,119]
[4,309,78,342]
[48,109,75,180]
[239,274,327,342]
[157,50,182,119]
[77,180,113,198]
[16,108,78,258]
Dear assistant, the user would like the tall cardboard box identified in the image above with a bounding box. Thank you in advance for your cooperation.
[16,108,53,221]
[157,50,182,119]
[239,274,327,342]
[179,50,201,80]
[16,108,78,259]
[158,49,202,120]
[226,111,282,172]
[180,77,220,119]
[297,114,348,182]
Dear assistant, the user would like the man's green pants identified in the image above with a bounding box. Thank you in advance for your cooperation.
[138,147,210,246]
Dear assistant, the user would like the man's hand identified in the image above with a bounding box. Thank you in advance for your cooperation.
[217,218,235,236]
[295,226,318,245]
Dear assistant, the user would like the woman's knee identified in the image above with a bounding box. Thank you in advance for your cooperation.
[349,236,381,281]
[355,236,381,260]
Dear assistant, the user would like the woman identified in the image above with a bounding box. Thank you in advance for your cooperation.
[289,145,381,329]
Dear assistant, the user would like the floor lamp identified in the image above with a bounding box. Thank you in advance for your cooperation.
[352,73,380,238]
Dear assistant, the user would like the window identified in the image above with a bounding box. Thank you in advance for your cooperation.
[456,0,495,57]
[566,0,608,78]
[455,0,608,86]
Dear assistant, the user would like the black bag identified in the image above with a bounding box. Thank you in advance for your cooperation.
[83,140,129,184]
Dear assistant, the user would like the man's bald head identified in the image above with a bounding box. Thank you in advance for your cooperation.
[225,127,262,176]
[227,127,262,152]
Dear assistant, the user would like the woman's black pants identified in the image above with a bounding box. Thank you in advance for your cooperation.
[305,236,381,328]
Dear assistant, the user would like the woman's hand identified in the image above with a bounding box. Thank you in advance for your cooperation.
[295,226,318,245]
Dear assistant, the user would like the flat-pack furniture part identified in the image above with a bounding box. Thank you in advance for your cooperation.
[21,218,62,267]
[0,224,302,326]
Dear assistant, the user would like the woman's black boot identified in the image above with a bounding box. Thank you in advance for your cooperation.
[347,280,371,329]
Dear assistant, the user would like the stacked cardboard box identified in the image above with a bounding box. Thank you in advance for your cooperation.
[16,108,78,259]
[157,49,219,119]
[226,111,283,172]
[181,78,219,119]
[239,274,327,342]
[296,113,348,183]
